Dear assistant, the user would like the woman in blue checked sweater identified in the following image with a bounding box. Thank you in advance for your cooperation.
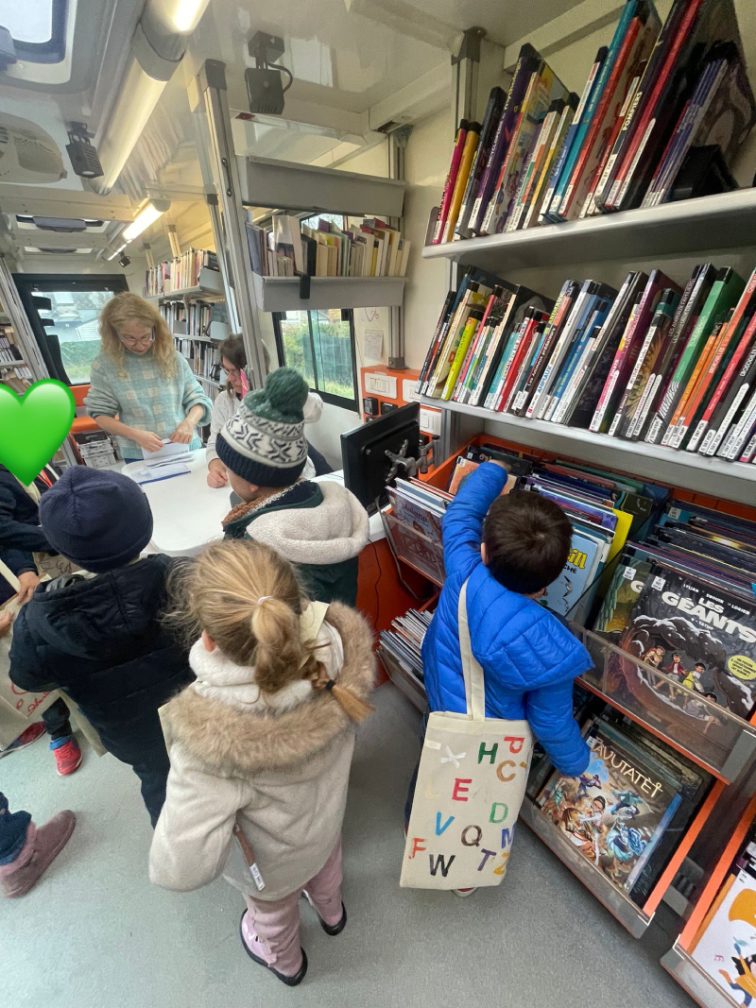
[86,292,212,462]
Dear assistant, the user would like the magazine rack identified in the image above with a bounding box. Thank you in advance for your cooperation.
[378,647,427,713]
[380,508,445,587]
[661,797,756,1008]
[576,628,756,784]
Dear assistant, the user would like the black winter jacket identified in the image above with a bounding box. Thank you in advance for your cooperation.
[9,555,192,754]
[0,465,56,604]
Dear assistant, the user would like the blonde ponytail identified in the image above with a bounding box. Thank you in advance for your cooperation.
[249,596,306,694]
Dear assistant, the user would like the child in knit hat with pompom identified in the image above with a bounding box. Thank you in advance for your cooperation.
[216,368,368,605]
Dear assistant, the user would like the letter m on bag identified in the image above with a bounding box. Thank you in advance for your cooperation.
[428,853,456,877]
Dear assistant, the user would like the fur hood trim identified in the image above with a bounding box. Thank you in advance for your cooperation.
[161,603,375,775]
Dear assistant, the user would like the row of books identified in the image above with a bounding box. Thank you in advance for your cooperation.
[388,442,756,724]
[0,330,23,365]
[144,249,220,297]
[174,337,222,382]
[378,608,433,686]
[245,213,411,279]
[430,0,754,241]
[419,262,756,463]
[159,300,215,339]
[688,820,756,1000]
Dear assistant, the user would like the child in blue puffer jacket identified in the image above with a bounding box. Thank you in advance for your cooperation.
[421,460,592,778]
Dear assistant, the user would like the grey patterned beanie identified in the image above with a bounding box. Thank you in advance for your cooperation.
[217,367,309,487]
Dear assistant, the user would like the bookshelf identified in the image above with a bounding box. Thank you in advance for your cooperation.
[146,267,225,304]
[241,155,405,217]
[416,395,755,507]
[250,274,406,312]
[423,190,756,273]
[661,797,756,1008]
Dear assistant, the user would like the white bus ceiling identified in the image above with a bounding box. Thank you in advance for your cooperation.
[0,0,589,270]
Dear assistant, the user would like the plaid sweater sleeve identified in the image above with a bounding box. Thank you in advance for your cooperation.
[84,358,120,418]
[178,355,212,426]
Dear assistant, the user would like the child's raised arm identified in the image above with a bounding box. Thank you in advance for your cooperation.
[442,461,509,577]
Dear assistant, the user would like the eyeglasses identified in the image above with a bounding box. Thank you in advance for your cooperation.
[119,330,155,347]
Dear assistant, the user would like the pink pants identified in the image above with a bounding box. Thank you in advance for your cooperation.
[241,837,343,977]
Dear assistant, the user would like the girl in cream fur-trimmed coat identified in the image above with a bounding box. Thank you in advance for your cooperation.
[149,538,375,987]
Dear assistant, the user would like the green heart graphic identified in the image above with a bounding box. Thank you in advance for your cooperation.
[0,380,75,485]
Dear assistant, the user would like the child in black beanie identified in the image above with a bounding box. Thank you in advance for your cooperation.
[9,467,192,825]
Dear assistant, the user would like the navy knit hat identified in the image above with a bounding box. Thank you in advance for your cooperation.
[217,367,309,487]
[39,466,153,573]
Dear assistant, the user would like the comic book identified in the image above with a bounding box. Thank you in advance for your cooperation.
[624,567,756,719]
[593,556,654,638]
[536,718,681,903]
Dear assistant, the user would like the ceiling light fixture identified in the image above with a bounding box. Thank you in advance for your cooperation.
[169,0,209,33]
[104,243,127,262]
[122,200,170,244]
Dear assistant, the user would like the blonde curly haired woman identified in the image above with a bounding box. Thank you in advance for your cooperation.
[85,292,212,462]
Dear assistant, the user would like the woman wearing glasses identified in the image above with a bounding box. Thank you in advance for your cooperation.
[86,293,212,462]
[206,334,329,488]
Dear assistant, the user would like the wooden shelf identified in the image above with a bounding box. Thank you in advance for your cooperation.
[519,798,652,938]
[241,155,405,217]
[416,396,756,507]
[422,189,756,272]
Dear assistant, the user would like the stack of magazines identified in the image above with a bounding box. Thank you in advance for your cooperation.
[378,609,434,685]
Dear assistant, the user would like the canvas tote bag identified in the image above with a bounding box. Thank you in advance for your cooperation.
[400,580,533,890]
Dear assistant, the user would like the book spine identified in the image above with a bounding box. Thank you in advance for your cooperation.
[456,88,505,237]
[595,0,688,212]
[687,312,756,452]
[441,123,482,243]
[607,0,704,211]
[544,300,608,421]
[469,47,539,235]
[718,389,756,459]
[540,50,605,222]
[484,323,524,410]
[479,68,541,235]
[497,314,547,412]
[590,298,644,433]
[699,351,756,455]
[552,1,639,220]
[532,286,594,419]
[622,304,676,438]
[418,287,464,392]
[431,119,469,244]
[453,291,500,399]
[441,309,483,399]
[523,284,580,417]
[560,9,653,219]
[512,282,574,414]
[661,322,723,447]
[525,100,577,228]
[506,106,558,232]
[550,318,604,424]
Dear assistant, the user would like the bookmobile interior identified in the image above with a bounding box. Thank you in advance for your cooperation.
[1,0,756,1005]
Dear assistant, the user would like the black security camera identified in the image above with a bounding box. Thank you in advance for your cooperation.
[118,253,131,268]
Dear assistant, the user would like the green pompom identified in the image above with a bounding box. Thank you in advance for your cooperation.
[243,367,308,424]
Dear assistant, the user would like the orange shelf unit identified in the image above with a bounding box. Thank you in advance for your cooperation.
[678,795,756,954]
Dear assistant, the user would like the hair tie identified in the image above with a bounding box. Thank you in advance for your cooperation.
[256,596,273,605]
[324,679,335,692]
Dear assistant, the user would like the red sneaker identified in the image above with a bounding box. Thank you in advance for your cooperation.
[51,737,83,776]
[452,888,477,898]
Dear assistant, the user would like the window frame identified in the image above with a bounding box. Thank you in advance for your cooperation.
[1,0,68,63]
[272,308,359,410]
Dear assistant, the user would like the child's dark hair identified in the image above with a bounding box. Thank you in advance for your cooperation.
[218,334,271,376]
[483,491,572,595]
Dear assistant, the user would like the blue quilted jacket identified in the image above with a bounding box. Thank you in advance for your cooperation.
[422,462,592,776]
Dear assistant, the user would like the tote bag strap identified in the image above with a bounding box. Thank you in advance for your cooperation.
[0,557,20,593]
[457,580,486,720]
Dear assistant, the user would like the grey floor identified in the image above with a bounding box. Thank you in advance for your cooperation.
[1,685,694,1008]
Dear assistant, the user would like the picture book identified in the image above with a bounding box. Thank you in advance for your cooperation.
[691,861,756,1001]
[536,718,682,903]
[623,567,756,719]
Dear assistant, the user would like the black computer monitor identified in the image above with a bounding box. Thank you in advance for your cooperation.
[341,402,420,512]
